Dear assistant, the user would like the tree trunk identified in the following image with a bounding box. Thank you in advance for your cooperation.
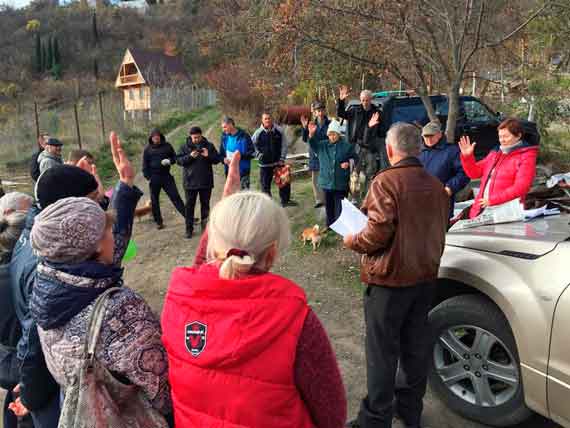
[418,92,438,123]
[446,82,461,143]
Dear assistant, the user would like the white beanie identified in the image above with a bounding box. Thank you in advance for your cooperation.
[327,120,343,136]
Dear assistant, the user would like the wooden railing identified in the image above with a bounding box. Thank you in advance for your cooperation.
[119,74,140,85]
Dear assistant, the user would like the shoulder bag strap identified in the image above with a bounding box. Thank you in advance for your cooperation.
[83,287,121,363]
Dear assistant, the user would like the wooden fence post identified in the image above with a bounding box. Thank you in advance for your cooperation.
[98,92,106,145]
[34,102,40,139]
[73,103,82,149]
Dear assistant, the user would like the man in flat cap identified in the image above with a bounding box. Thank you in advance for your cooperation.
[419,121,469,219]
[37,138,63,176]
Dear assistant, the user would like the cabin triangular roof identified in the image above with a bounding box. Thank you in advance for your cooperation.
[128,48,189,85]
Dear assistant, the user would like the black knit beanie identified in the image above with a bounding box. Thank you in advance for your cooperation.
[35,165,99,209]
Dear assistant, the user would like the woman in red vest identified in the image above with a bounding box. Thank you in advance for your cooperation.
[459,117,539,219]
[161,154,346,428]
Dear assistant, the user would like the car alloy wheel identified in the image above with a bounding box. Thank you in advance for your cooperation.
[434,325,519,407]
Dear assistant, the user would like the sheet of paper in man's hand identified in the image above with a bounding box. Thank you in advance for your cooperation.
[330,198,368,237]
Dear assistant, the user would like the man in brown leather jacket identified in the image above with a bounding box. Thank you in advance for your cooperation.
[344,122,449,428]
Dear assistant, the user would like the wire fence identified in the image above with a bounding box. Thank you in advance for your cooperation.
[0,86,217,168]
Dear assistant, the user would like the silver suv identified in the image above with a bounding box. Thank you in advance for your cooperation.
[430,214,570,427]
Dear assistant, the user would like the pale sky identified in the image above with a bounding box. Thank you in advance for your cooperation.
[1,0,32,8]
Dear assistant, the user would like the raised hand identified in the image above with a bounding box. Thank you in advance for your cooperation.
[223,151,241,198]
[74,156,92,172]
[369,112,381,128]
[300,115,309,128]
[340,161,349,169]
[307,122,317,138]
[339,85,351,100]
[458,135,476,157]
[110,131,135,187]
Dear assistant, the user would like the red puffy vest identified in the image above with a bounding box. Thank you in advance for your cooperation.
[161,263,314,428]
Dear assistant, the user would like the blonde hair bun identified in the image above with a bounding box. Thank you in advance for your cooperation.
[207,191,290,279]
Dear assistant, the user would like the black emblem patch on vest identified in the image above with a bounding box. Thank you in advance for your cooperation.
[185,321,207,357]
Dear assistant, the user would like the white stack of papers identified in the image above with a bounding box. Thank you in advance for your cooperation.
[546,173,570,188]
[449,199,524,231]
[523,205,561,221]
[330,199,368,237]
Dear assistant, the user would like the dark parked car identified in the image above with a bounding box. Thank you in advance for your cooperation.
[344,94,540,159]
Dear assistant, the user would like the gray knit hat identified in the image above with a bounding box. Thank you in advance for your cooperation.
[31,197,106,264]
[421,121,442,136]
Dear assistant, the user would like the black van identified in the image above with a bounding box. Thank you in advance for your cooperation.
[344,94,540,159]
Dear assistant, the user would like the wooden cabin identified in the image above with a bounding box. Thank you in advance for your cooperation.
[115,48,189,120]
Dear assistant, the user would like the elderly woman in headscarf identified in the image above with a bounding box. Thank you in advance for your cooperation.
[29,196,173,427]
[9,133,140,427]
[0,192,33,428]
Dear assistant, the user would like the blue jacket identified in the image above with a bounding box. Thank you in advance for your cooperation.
[308,136,358,191]
[9,181,142,410]
[219,129,255,176]
[418,137,469,215]
[302,117,331,171]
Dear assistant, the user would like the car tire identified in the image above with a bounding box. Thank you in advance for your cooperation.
[428,294,533,427]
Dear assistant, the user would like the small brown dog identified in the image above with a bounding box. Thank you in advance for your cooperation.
[301,224,322,252]
[134,200,152,221]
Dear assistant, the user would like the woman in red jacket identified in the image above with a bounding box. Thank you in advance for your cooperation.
[458,118,539,219]
[161,155,346,428]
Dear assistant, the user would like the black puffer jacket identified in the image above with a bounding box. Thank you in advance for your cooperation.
[177,137,221,190]
[0,256,21,389]
[142,133,177,180]
[10,207,60,410]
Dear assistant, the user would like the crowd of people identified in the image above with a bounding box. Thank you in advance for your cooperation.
[0,84,546,428]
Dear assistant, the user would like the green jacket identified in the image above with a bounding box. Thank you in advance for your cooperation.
[308,136,357,191]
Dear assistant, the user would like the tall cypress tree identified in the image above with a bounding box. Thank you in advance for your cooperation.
[92,13,99,46]
[52,35,60,66]
[46,36,53,70]
[34,33,42,73]
[42,41,49,72]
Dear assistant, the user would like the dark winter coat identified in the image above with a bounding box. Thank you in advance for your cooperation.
[143,133,178,180]
[9,181,142,411]
[30,149,43,182]
[302,117,331,171]
[252,125,288,167]
[0,258,21,390]
[9,206,59,410]
[337,99,379,145]
[419,137,470,216]
[308,136,358,191]
[219,129,255,176]
[177,137,221,190]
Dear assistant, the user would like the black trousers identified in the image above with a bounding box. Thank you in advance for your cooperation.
[358,283,435,428]
[259,166,290,204]
[184,188,212,233]
[323,189,347,226]
[149,175,186,225]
